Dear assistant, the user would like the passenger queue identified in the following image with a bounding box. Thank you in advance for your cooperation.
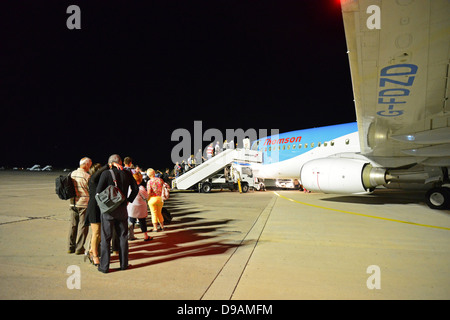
[66,154,171,273]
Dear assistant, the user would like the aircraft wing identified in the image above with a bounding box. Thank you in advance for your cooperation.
[341,0,450,168]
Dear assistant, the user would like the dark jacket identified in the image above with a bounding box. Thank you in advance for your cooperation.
[84,164,109,226]
[96,167,139,221]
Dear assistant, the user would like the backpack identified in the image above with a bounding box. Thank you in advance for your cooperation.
[95,169,125,214]
[55,172,76,200]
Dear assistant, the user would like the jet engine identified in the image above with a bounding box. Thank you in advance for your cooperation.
[300,158,387,194]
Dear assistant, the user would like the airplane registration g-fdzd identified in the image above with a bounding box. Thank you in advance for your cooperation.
[251,0,450,210]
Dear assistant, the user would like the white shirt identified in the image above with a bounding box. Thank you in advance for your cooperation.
[127,186,148,219]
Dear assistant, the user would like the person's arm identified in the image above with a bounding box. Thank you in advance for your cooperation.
[127,173,139,203]
[96,171,108,194]
[140,186,148,201]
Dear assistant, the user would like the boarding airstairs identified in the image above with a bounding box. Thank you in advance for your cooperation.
[174,148,262,190]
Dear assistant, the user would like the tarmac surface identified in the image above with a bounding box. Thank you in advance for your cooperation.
[0,170,449,300]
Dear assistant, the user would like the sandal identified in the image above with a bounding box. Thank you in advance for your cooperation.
[85,252,94,264]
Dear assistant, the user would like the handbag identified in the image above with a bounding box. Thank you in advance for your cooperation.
[161,182,170,201]
[95,169,125,214]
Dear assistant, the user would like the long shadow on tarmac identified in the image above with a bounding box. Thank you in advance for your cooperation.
[111,193,242,270]
[321,189,428,206]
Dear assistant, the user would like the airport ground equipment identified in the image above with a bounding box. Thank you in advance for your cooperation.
[174,148,262,192]
[198,162,255,193]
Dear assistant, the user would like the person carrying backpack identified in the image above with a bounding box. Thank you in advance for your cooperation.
[67,157,92,255]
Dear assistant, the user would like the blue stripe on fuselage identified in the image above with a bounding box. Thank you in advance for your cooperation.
[252,122,358,164]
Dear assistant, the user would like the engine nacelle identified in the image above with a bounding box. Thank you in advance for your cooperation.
[300,158,387,194]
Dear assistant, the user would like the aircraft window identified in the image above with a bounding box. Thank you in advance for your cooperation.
[318,142,321,147]
[324,142,327,147]
[292,144,296,149]
[331,141,334,146]
[311,142,314,148]
[268,146,271,151]
[345,139,350,145]
[287,145,290,150]
[278,146,281,151]
[282,145,285,150]
[305,143,308,148]
[264,147,267,152]
[298,144,302,149]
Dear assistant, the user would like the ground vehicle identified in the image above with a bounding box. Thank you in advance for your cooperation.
[174,148,262,192]
[198,163,255,193]
[276,179,295,189]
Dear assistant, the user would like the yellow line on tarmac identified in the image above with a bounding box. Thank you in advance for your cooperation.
[273,192,450,231]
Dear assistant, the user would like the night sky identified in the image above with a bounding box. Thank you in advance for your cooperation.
[1,0,355,170]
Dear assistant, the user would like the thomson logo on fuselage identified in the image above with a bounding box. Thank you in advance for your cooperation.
[263,136,302,146]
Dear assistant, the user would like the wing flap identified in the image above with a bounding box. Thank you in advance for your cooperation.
[391,127,450,144]
[401,143,450,157]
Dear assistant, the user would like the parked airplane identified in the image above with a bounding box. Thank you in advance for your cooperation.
[251,0,450,209]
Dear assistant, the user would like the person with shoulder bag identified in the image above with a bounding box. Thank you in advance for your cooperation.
[96,154,139,273]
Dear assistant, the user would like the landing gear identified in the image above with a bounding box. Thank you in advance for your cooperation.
[425,187,450,210]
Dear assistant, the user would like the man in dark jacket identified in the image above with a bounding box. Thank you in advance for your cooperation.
[96,154,139,273]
